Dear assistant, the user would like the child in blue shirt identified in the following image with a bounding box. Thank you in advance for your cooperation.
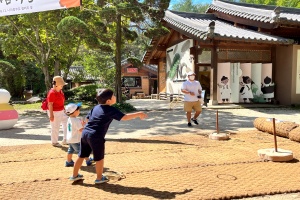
[69,88,147,184]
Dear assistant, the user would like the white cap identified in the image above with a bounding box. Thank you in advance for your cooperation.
[187,71,196,76]
[65,103,82,115]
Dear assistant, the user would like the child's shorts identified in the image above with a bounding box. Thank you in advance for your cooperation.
[79,134,105,161]
[68,143,80,154]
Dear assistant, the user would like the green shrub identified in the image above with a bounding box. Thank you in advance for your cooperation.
[64,84,102,101]
[59,85,136,112]
[113,102,136,113]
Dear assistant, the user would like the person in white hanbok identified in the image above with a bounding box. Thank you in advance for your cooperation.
[218,76,231,103]
[240,76,253,103]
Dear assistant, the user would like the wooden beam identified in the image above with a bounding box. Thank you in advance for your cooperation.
[218,59,271,63]
[156,45,167,51]
[149,59,159,65]
[217,43,271,50]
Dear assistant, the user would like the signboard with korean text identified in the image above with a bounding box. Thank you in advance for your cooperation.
[126,68,138,73]
[0,0,81,17]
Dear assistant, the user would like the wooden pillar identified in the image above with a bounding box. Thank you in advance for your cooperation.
[158,58,166,93]
[211,45,218,105]
[271,45,277,101]
[192,46,200,79]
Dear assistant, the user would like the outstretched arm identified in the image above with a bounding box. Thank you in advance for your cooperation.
[121,112,147,121]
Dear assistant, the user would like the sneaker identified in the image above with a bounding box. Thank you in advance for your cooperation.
[69,174,83,181]
[65,160,74,167]
[62,139,68,145]
[86,158,94,166]
[188,122,192,127]
[95,175,109,184]
[52,143,62,147]
[191,118,199,125]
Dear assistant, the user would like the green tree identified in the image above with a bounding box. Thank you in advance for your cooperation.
[95,0,170,102]
[0,10,68,90]
[239,0,300,7]
[0,59,25,98]
[0,60,15,90]
[23,62,46,95]
[0,0,111,92]
[171,0,209,13]
[74,48,116,87]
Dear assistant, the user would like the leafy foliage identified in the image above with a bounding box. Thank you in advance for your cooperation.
[0,0,113,91]
[0,60,25,98]
[73,48,115,87]
[239,0,300,7]
[0,60,15,88]
[0,0,170,101]
[94,0,171,103]
[144,25,170,38]
[113,102,137,113]
[127,57,143,68]
[64,84,101,101]
[170,0,209,13]
[23,62,46,95]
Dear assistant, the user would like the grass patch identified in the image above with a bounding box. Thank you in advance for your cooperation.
[12,101,94,112]
[12,101,136,113]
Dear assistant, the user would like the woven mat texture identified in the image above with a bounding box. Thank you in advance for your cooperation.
[1,130,300,200]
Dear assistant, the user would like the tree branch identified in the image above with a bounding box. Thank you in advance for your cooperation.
[5,16,38,49]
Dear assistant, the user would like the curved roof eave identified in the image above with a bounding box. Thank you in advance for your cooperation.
[164,10,294,45]
[207,0,300,25]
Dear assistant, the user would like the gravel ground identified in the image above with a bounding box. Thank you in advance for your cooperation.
[1,100,300,199]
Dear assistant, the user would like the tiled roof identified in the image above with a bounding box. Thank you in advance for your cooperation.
[208,0,300,24]
[143,64,157,72]
[121,58,157,73]
[164,10,293,44]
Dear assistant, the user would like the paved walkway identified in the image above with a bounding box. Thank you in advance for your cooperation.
[1,99,297,146]
[1,99,300,199]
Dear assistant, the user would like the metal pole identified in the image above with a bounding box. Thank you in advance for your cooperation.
[216,110,219,134]
[272,118,278,152]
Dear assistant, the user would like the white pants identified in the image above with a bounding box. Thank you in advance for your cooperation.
[47,110,68,144]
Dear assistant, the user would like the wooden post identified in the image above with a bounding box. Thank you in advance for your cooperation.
[216,110,219,134]
[272,118,278,152]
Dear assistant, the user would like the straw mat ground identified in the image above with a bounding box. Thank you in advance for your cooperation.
[1,130,300,200]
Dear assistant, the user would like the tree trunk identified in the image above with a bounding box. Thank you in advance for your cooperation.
[115,13,122,103]
[42,65,51,92]
[54,59,60,76]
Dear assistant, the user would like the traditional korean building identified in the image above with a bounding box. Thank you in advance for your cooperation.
[63,66,98,89]
[121,59,157,98]
[142,0,300,105]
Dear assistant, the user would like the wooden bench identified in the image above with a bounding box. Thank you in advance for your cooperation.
[159,92,170,100]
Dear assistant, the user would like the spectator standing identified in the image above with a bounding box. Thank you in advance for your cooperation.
[47,76,68,147]
[181,71,203,127]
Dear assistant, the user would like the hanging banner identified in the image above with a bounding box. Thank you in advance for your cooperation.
[0,0,81,17]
